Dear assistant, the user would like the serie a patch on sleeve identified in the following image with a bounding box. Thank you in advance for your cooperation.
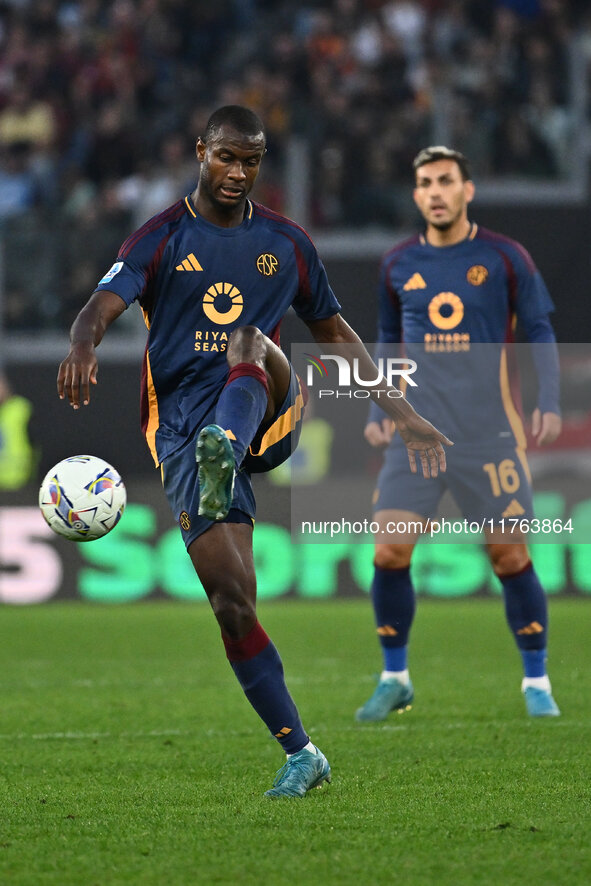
[99,261,124,284]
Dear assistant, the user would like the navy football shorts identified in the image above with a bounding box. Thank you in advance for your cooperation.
[161,367,304,548]
[373,438,534,523]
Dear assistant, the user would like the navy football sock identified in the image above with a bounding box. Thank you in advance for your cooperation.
[215,363,269,467]
[223,622,309,754]
[500,562,548,678]
[371,565,416,673]
[520,649,547,679]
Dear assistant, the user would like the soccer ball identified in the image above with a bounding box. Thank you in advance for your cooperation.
[39,455,126,542]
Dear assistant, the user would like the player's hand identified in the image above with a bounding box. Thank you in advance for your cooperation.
[396,413,453,478]
[531,408,562,446]
[364,419,395,447]
[57,342,98,409]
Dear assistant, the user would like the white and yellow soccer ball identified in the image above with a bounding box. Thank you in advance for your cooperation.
[39,455,126,542]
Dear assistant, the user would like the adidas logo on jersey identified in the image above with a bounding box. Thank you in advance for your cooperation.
[403,273,427,291]
[176,253,203,271]
[502,499,525,518]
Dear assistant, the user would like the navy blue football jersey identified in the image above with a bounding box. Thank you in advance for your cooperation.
[95,196,341,465]
[370,223,557,444]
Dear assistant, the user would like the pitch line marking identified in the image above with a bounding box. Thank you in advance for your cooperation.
[0,728,189,741]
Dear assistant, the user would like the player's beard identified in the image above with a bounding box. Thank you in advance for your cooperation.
[429,204,464,231]
[431,219,453,231]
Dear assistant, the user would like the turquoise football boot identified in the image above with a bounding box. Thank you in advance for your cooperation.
[355,678,414,722]
[524,687,561,717]
[264,746,331,798]
[196,424,235,521]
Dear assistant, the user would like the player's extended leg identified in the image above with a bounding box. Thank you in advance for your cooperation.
[196,326,290,520]
[355,511,424,722]
[486,537,560,717]
[188,522,331,797]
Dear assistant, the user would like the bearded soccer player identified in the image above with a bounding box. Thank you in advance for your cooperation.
[356,146,562,723]
[57,107,451,797]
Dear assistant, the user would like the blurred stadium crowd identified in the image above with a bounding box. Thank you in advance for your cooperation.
[0,0,590,330]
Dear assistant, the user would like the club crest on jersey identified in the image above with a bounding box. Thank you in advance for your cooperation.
[256,253,280,276]
[99,261,123,284]
[202,282,244,325]
[179,511,191,531]
[466,264,488,285]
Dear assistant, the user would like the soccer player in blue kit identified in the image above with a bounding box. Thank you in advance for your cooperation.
[57,107,451,798]
[356,146,562,724]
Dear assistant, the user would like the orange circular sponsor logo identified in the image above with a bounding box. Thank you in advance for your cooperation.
[202,282,244,325]
[428,292,464,330]
[467,265,488,285]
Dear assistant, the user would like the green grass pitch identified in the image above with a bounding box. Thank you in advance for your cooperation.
[0,597,589,886]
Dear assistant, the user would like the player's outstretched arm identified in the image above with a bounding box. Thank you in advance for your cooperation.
[305,313,453,478]
[57,290,126,409]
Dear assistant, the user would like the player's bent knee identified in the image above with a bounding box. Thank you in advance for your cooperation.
[228,325,266,354]
[489,545,530,577]
[374,544,413,570]
[207,588,256,638]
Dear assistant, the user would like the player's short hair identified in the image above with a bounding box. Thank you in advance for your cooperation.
[204,106,266,145]
[413,146,471,181]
